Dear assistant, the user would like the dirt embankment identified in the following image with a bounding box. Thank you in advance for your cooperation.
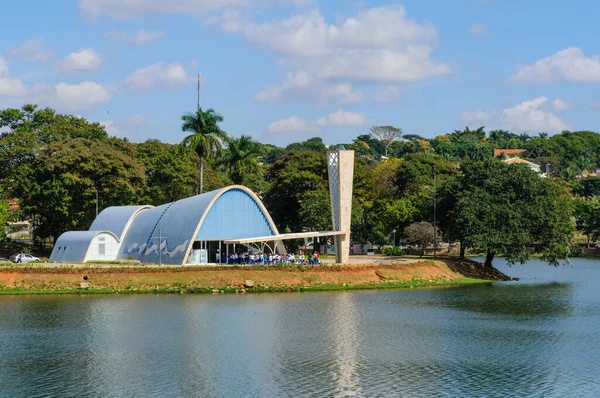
[0,258,514,294]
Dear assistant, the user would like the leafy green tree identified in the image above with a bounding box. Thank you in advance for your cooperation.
[0,105,108,191]
[263,151,328,230]
[263,144,286,164]
[573,198,600,245]
[573,176,600,199]
[222,135,263,185]
[450,127,486,142]
[448,159,573,267]
[299,190,331,231]
[136,140,203,205]
[467,144,492,161]
[285,137,327,152]
[393,153,459,198]
[0,184,10,242]
[15,138,146,242]
[370,125,402,156]
[180,108,229,195]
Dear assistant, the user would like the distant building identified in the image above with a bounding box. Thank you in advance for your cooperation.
[8,200,19,212]
[503,156,541,173]
[493,148,525,158]
[494,148,542,174]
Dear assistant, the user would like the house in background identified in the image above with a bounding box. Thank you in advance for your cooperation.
[494,148,542,175]
[503,156,541,173]
[493,149,526,158]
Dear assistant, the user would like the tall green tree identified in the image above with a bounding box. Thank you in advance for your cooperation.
[136,140,203,205]
[573,198,600,245]
[180,108,229,195]
[370,125,402,157]
[15,138,146,242]
[447,159,573,267]
[0,105,108,192]
[263,151,328,230]
[222,135,263,186]
[285,137,327,152]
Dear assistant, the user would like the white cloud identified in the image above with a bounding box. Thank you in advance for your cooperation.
[56,48,102,72]
[254,71,362,104]
[101,115,148,140]
[7,38,52,62]
[468,23,487,36]
[316,110,368,127]
[0,78,27,97]
[372,86,400,103]
[460,97,570,132]
[459,110,495,124]
[0,56,28,97]
[500,97,569,132]
[0,57,8,76]
[77,0,253,19]
[105,29,165,44]
[267,116,320,134]
[267,110,368,133]
[33,81,112,112]
[212,5,450,83]
[510,47,600,83]
[122,62,193,91]
[551,98,570,111]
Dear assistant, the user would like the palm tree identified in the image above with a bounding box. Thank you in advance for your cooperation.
[222,135,263,184]
[180,108,228,195]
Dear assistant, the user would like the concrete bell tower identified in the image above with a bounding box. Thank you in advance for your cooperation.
[327,147,354,264]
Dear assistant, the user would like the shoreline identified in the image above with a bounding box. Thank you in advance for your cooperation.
[0,258,515,295]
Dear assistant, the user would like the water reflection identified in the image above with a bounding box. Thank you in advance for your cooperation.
[1,258,600,396]
[330,293,361,397]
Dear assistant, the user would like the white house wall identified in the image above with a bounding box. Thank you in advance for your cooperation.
[85,233,119,262]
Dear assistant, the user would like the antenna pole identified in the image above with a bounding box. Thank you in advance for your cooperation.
[197,73,201,111]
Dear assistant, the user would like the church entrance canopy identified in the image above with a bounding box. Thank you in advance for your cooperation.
[223,230,347,245]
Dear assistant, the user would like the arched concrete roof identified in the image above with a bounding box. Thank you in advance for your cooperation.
[118,186,280,265]
[90,205,153,240]
[49,230,119,263]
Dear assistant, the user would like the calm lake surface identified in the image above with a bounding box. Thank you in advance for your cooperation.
[1,258,600,397]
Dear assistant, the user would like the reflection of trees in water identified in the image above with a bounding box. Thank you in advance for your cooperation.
[443,282,574,317]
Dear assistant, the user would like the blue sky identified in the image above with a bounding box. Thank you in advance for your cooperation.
[1,0,599,146]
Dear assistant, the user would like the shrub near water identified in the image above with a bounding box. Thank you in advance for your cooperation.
[383,246,404,256]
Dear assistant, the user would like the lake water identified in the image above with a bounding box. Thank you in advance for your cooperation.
[1,257,600,397]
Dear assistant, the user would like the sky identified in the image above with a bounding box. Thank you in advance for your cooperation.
[1,0,600,146]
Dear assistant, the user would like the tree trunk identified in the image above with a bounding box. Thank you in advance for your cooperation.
[199,156,204,195]
[484,251,495,268]
[420,244,425,258]
[459,241,465,259]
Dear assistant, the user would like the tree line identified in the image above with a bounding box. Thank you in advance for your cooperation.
[1,104,597,267]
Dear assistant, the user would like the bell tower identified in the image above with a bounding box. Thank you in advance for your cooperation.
[327,147,354,263]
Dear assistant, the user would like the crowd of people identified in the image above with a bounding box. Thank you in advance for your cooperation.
[222,251,322,265]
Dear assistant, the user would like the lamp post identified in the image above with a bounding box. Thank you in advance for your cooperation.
[392,229,396,246]
[433,166,437,260]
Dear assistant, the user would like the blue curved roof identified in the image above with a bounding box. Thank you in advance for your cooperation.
[89,205,152,239]
[49,231,118,263]
[118,186,279,265]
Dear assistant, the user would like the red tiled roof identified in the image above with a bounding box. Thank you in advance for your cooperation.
[494,149,525,158]
[8,200,19,212]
